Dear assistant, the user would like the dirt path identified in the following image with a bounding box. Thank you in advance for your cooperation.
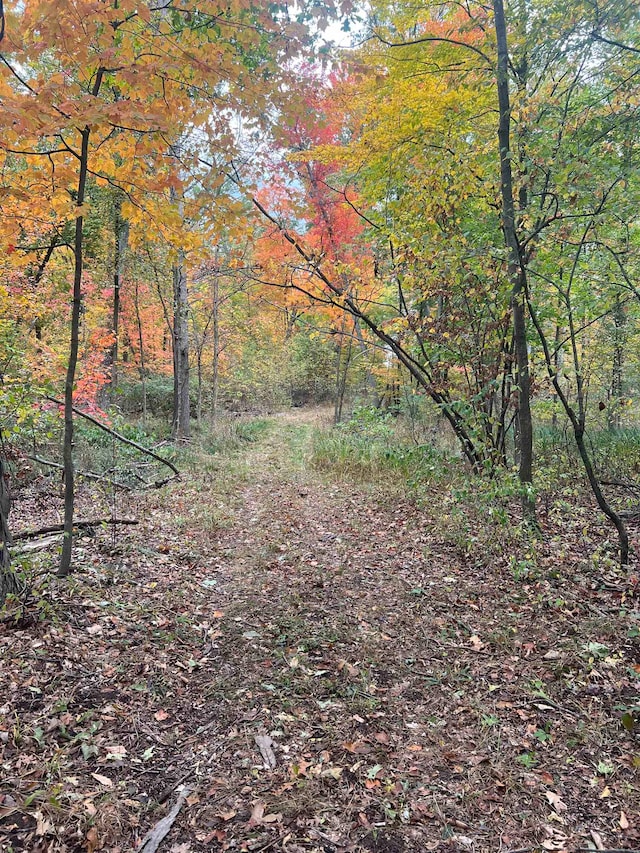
[1,411,639,852]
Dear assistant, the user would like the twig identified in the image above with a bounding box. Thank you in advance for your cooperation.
[157,769,193,805]
[251,834,287,853]
[138,785,190,853]
[14,518,138,541]
[44,396,180,478]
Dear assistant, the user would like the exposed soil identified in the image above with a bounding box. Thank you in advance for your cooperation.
[1,409,639,853]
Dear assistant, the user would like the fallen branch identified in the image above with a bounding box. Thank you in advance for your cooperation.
[14,535,61,553]
[45,396,180,479]
[27,455,133,491]
[138,786,190,853]
[600,478,640,494]
[14,518,138,541]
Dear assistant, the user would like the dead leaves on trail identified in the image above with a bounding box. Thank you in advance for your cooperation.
[1,413,640,852]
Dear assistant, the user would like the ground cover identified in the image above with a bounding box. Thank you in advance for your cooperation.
[1,409,639,852]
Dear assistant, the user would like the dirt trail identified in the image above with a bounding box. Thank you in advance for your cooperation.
[1,410,638,853]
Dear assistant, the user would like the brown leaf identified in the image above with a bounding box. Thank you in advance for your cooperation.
[85,826,99,853]
[249,802,265,825]
[469,635,485,651]
[91,773,113,788]
[154,710,169,721]
[262,813,282,823]
[35,810,55,836]
[545,791,567,813]
[343,740,370,754]
[620,811,630,830]
[217,810,237,821]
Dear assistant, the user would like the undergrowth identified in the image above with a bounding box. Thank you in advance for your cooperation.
[310,406,447,486]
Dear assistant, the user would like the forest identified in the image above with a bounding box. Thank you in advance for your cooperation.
[0,0,639,851]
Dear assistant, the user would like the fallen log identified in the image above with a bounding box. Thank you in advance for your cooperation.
[14,518,138,541]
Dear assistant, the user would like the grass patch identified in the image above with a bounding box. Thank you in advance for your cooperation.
[310,406,447,485]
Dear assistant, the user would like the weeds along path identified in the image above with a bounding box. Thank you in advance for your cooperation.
[2,409,638,853]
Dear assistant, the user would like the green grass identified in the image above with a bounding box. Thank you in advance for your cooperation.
[310,406,447,485]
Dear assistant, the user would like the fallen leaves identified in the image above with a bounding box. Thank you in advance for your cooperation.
[3,413,640,853]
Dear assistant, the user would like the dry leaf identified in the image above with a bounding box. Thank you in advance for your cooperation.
[91,773,113,788]
[105,744,127,760]
[249,802,265,825]
[343,740,370,754]
[85,826,99,853]
[217,810,237,821]
[545,791,567,812]
[35,810,55,836]
[620,811,629,829]
[262,812,282,823]
[154,709,169,721]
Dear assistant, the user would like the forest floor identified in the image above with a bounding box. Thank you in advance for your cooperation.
[1,408,639,853]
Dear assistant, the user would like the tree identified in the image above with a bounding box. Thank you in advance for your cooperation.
[0,0,310,572]
[0,453,17,607]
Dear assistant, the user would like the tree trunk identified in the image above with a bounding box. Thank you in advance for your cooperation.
[110,205,129,394]
[0,456,19,607]
[212,273,220,422]
[60,125,91,577]
[196,345,203,425]
[493,0,535,523]
[354,318,376,401]
[334,316,347,424]
[133,279,147,424]
[172,250,190,441]
[608,294,625,429]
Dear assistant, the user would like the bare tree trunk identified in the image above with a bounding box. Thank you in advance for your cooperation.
[133,279,147,424]
[608,294,625,429]
[335,333,353,425]
[493,0,535,524]
[196,345,203,425]
[0,455,18,607]
[212,273,220,423]
[354,318,376,402]
[60,124,92,577]
[334,316,347,424]
[172,250,190,441]
[110,206,129,393]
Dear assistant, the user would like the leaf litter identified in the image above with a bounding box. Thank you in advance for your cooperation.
[1,409,639,852]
